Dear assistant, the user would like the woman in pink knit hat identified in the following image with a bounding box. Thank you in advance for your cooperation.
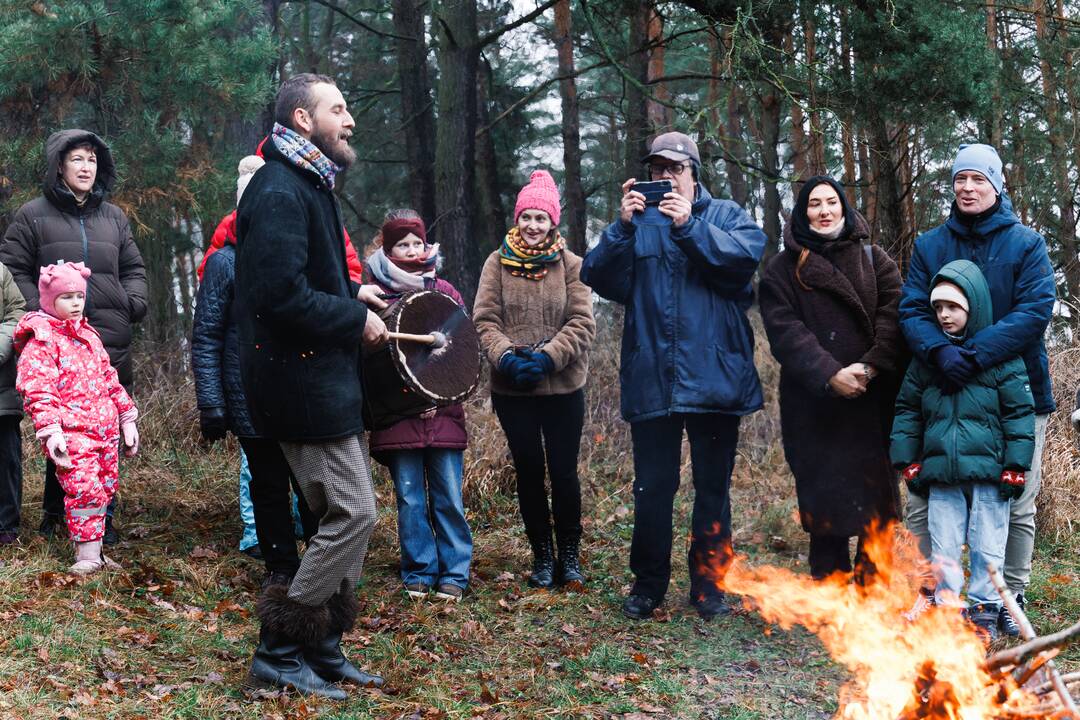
[473,170,596,590]
[14,261,139,574]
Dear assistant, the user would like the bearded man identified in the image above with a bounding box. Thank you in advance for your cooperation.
[234,73,388,698]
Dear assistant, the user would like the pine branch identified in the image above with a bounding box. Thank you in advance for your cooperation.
[477,0,561,48]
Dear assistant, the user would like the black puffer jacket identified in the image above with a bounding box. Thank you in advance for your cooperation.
[235,137,368,441]
[191,244,255,438]
[0,129,147,385]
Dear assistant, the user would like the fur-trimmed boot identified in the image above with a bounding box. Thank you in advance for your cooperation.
[304,590,384,688]
[247,583,347,699]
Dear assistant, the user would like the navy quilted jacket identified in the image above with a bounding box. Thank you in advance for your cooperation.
[191,244,256,437]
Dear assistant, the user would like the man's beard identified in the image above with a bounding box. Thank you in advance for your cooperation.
[311,125,357,169]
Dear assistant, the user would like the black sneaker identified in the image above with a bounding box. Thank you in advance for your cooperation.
[621,593,661,620]
[691,594,733,621]
[969,603,1000,643]
[102,517,120,546]
[37,513,61,539]
[999,594,1024,638]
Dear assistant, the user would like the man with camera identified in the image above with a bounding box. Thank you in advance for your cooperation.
[581,132,767,621]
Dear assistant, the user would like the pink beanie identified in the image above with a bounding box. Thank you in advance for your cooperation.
[39,261,91,317]
[514,170,561,226]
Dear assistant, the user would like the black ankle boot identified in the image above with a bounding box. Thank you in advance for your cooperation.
[247,629,347,699]
[555,533,584,587]
[528,535,555,588]
[306,632,384,687]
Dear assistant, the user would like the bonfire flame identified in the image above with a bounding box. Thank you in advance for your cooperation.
[713,521,1049,720]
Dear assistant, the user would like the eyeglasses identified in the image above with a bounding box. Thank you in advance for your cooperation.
[648,163,689,178]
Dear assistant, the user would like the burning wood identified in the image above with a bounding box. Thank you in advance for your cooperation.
[709,522,1079,719]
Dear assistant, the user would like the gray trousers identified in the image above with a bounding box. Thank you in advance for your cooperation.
[279,435,377,606]
[904,414,1048,595]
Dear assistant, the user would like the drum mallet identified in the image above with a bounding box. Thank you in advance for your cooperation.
[387,330,448,349]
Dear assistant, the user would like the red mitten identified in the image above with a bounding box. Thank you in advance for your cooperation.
[902,463,928,498]
[1000,470,1025,501]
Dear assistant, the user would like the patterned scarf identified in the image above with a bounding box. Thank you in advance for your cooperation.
[366,245,441,294]
[498,226,564,280]
[271,123,341,190]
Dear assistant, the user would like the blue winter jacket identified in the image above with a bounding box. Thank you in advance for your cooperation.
[898,195,1055,414]
[191,244,256,438]
[581,183,767,422]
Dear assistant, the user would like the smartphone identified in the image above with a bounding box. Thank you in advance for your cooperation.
[632,180,673,206]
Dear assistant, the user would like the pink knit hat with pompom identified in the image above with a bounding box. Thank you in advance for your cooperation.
[514,170,561,226]
[38,261,91,318]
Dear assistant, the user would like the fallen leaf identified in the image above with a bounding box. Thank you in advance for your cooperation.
[189,546,219,560]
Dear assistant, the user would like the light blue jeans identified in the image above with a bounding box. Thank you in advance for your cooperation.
[928,482,1009,608]
[238,449,303,551]
[387,449,472,589]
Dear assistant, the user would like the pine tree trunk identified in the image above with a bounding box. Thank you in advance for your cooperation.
[393,0,437,225]
[1035,0,1078,302]
[475,59,506,253]
[867,114,906,263]
[554,0,587,255]
[759,90,783,260]
[840,7,857,208]
[623,0,650,180]
[433,0,481,304]
[984,0,1003,148]
[645,7,670,131]
[719,27,749,206]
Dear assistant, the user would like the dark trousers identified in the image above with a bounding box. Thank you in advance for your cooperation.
[0,415,23,533]
[629,412,740,603]
[808,533,874,584]
[239,437,318,576]
[492,389,585,545]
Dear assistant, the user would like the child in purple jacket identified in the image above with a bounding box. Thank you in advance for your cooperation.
[364,210,471,600]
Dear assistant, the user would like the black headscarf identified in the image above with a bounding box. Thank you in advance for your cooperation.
[791,175,857,254]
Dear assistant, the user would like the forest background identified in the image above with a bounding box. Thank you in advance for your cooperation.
[5,0,1080,320]
[0,1,1079,718]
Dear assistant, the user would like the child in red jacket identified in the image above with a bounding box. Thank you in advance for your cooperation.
[364,210,471,601]
[15,262,139,574]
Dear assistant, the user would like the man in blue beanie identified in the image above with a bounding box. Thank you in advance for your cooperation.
[898,143,1055,637]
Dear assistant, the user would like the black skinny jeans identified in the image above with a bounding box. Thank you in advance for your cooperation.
[492,389,585,546]
[239,437,318,576]
[0,415,23,533]
[629,412,740,604]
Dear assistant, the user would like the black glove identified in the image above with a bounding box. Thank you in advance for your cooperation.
[933,345,979,395]
[199,407,228,442]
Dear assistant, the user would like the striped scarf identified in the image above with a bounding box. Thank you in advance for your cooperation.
[271,123,341,190]
[498,226,564,280]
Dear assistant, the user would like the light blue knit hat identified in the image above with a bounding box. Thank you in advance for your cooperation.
[952,143,1003,194]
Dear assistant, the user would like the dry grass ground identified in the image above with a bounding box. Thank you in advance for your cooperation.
[0,312,1076,719]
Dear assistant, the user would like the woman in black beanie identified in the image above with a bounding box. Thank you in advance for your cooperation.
[759,176,906,582]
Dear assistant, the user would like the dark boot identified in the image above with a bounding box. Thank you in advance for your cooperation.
[247,628,346,699]
[304,590,384,688]
[527,534,555,588]
[555,532,584,588]
[248,583,345,699]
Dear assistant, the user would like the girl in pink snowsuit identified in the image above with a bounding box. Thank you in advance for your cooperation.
[15,261,139,574]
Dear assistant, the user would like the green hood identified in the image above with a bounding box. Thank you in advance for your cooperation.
[930,259,993,337]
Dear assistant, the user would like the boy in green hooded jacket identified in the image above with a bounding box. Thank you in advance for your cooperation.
[890,259,1035,640]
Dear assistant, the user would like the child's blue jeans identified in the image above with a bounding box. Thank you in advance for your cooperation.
[928,482,1009,608]
[387,448,472,589]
